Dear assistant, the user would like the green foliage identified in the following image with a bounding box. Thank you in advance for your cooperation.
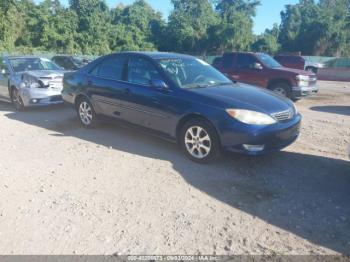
[251,24,280,54]
[164,0,219,54]
[279,0,350,56]
[0,0,349,56]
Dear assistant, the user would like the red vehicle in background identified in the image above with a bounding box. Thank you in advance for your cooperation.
[213,52,318,101]
[274,54,325,74]
[274,55,305,70]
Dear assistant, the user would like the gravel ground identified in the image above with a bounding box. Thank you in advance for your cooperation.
[0,81,349,255]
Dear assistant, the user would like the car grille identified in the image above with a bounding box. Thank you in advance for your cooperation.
[310,76,317,82]
[272,108,294,122]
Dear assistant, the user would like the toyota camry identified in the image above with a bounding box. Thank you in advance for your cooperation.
[62,52,301,163]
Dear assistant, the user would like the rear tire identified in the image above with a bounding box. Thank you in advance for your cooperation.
[270,82,292,99]
[180,118,220,163]
[11,88,24,111]
[76,97,97,128]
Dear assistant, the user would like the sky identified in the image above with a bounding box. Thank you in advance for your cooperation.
[37,0,300,34]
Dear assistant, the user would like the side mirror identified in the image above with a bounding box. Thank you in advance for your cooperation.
[254,63,263,70]
[151,79,169,90]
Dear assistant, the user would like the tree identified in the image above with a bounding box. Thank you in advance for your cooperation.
[165,0,218,54]
[251,24,280,54]
[0,0,23,52]
[209,0,260,53]
[279,0,350,56]
[110,0,164,52]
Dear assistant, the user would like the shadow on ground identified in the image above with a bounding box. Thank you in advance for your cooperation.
[311,106,350,116]
[1,101,350,255]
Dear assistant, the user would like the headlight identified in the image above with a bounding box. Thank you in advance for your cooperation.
[24,79,45,89]
[27,81,41,89]
[226,109,277,125]
[296,75,310,87]
[296,75,310,81]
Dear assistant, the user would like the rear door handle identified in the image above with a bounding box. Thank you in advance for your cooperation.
[87,77,93,85]
[152,98,160,105]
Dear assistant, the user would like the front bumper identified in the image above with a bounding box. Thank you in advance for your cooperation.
[219,114,302,155]
[292,85,319,99]
[20,88,63,107]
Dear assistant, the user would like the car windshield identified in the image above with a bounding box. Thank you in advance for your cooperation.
[257,53,282,69]
[157,57,232,89]
[9,58,61,72]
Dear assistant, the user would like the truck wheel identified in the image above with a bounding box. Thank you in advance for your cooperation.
[270,83,291,98]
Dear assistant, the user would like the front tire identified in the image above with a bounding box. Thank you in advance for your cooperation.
[11,88,24,111]
[270,82,291,99]
[180,119,220,163]
[76,97,97,128]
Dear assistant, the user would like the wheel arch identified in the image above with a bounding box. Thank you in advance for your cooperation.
[175,113,221,145]
[9,84,18,97]
[267,78,292,90]
[74,93,91,110]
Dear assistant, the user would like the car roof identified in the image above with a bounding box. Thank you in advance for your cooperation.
[275,54,303,57]
[110,51,194,60]
[223,52,267,56]
[52,55,74,58]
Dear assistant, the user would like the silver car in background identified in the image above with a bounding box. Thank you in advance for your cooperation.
[0,56,65,110]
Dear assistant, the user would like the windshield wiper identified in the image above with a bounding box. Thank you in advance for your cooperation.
[216,82,233,86]
[183,84,208,89]
[184,82,232,89]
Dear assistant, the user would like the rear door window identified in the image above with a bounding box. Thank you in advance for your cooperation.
[236,54,257,69]
[275,56,285,63]
[91,55,127,81]
[286,56,304,63]
[222,54,235,69]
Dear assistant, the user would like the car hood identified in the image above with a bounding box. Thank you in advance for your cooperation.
[273,66,315,76]
[17,70,65,79]
[190,83,294,114]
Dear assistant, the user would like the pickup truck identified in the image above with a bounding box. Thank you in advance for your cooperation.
[213,52,318,101]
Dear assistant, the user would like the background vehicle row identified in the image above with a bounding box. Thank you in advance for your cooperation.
[0,56,65,110]
[213,52,318,101]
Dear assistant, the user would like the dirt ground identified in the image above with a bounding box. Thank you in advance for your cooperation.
[0,81,349,255]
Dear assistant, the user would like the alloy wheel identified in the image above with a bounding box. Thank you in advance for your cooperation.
[79,101,93,126]
[184,126,212,159]
[273,87,287,97]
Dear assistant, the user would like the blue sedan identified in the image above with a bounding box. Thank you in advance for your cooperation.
[62,52,301,163]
